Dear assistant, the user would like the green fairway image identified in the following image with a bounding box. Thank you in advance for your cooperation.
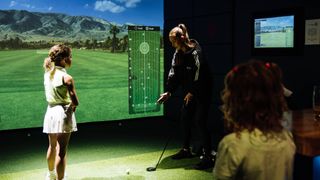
[255,30,293,48]
[0,49,164,131]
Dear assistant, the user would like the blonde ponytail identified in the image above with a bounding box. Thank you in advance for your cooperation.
[178,24,189,40]
[43,44,71,80]
[43,57,53,72]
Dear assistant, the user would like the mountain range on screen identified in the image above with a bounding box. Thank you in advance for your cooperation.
[0,9,131,42]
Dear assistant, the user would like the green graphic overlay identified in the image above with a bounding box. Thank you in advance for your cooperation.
[128,26,161,114]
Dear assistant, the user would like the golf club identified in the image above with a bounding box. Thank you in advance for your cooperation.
[146,135,171,172]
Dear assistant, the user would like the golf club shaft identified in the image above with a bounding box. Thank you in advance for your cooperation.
[154,135,171,169]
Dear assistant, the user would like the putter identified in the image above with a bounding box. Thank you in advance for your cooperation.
[146,135,171,172]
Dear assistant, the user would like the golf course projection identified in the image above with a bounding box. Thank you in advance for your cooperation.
[0,0,163,130]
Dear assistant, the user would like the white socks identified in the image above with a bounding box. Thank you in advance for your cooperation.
[46,170,57,180]
[46,170,67,180]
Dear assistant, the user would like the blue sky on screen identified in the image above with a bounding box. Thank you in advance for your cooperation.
[0,0,163,28]
[258,15,294,27]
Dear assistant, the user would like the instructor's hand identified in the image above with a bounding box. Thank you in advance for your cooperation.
[184,92,193,106]
[157,92,171,104]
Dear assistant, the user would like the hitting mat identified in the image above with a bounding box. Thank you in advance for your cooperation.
[0,149,213,180]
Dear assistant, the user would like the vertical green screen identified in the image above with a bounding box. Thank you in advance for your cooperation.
[128,26,161,114]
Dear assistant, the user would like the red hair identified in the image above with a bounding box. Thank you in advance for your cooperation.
[221,60,288,135]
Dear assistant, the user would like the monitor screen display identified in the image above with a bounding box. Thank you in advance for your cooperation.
[254,15,294,48]
[251,8,304,56]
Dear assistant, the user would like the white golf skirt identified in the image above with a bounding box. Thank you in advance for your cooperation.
[43,104,77,133]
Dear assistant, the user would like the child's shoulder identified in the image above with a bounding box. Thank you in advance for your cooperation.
[220,130,252,145]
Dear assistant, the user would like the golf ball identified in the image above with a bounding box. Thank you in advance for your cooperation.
[126,169,130,174]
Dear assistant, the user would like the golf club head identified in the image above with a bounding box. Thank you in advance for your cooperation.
[146,167,156,171]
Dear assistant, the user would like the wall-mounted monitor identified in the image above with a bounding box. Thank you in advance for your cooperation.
[251,8,304,56]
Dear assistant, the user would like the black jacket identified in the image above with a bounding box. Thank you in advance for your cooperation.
[166,39,211,103]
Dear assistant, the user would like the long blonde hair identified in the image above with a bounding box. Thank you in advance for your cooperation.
[43,44,71,79]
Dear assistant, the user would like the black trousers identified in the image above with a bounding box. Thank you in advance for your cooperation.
[179,98,212,155]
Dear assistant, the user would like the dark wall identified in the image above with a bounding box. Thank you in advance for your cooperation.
[234,0,320,110]
[163,0,320,149]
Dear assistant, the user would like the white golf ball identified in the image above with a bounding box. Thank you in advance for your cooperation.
[126,169,130,174]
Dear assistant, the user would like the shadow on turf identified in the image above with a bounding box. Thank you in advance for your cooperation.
[81,175,145,180]
[156,155,213,172]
